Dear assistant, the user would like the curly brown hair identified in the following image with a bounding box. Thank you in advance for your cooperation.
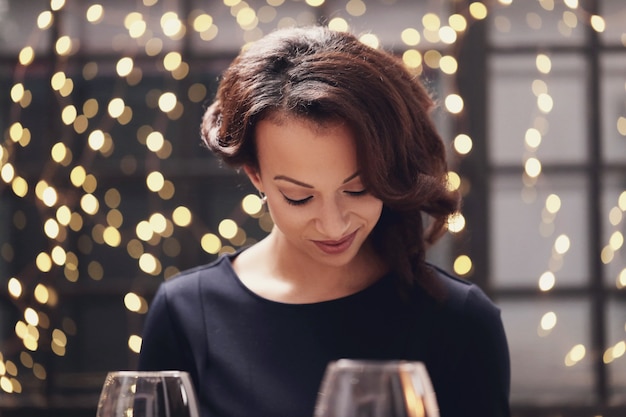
[201,26,460,297]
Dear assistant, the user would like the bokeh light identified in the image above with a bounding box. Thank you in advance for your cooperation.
[2,0,622,408]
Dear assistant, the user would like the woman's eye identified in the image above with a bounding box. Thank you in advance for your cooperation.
[345,189,368,197]
[283,195,313,206]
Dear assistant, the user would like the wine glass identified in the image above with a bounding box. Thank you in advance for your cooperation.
[96,370,200,417]
[314,359,439,417]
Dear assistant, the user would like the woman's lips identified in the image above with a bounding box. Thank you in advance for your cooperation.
[313,231,357,255]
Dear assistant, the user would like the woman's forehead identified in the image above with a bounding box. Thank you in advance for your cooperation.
[254,117,359,176]
[262,108,349,128]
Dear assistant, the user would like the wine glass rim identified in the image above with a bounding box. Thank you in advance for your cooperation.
[106,370,190,377]
[331,359,427,369]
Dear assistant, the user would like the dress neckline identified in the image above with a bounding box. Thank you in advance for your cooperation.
[219,250,393,307]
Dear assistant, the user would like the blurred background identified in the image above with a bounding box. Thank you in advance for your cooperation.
[0,0,624,416]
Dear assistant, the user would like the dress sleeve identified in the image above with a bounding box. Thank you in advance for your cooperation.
[137,283,193,373]
[456,285,511,417]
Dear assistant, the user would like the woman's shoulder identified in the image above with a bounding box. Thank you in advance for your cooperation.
[426,263,502,321]
[159,253,236,297]
[417,265,508,360]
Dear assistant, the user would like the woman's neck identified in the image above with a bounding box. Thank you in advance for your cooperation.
[232,229,388,304]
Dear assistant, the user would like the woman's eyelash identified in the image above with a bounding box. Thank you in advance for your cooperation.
[345,189,368,196]
[283,195,313,206]
[282,190,367,206]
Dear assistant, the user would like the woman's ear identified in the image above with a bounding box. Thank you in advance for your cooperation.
[243,165,263,191]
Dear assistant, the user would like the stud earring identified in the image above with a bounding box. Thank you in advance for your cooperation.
[259,191,267,204]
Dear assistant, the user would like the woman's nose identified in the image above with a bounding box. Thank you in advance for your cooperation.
[315,198,350,239]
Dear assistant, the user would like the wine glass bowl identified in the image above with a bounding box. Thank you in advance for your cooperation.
[314,359,439,417]
[96,370,199,417]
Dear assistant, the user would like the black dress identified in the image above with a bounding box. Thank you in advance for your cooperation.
[138,252,510,417]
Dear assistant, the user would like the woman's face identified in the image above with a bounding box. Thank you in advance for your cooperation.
[244,116,384,268]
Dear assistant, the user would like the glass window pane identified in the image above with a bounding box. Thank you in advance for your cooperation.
[500,298,594,404]
[607,298,626,404]
[0,0,50,54]
[489,54,587,165]
[490,174,589,288]
[488,1,586,48]
[602,173,626,288]
[600,0,626,45]
[601,54,626,164]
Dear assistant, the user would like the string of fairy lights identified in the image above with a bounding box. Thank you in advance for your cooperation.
[0,0,624,401]
[509,2,626,369]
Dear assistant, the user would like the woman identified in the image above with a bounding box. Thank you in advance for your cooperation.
[138,26,510,417]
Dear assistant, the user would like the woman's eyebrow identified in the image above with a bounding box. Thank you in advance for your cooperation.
[273,175,314,188]
[342,171,360,184]
[273,172,360,188]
